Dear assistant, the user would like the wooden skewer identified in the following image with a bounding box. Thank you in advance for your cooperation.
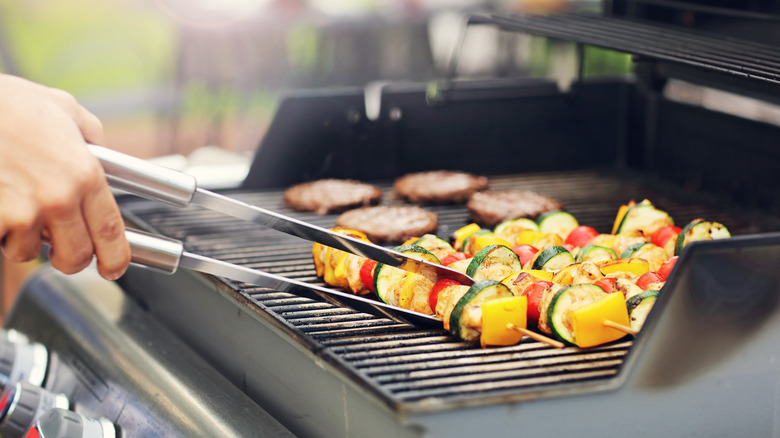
[603,319,638,336]
[506,324,565,349]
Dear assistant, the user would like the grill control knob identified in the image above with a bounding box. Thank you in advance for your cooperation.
[0,338,48,391]
[23,408,115,438]
[0,381,69,438]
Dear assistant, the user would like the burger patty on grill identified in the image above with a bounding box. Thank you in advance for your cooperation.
[335,205,438,244]
[393,170,489,204]
[284,179,383,215]
[467,190,563,227]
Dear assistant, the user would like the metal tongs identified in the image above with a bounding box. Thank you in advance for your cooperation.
[91,145,472,327]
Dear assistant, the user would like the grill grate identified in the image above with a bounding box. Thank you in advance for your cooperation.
[120,170,776,411]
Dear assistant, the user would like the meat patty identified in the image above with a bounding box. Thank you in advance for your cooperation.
[467,190,564,227]
[284,179,383,215]
[393,170,489,204]
[335,205,438,244]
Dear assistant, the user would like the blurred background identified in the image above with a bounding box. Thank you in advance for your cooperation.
[0,0,624,159]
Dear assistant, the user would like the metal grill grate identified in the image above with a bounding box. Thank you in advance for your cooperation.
[119,170,775,411]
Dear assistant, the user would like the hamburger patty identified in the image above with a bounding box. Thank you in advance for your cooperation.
[335,205,438,244]
[284,179,383,215]
[467,190,564,227]
[393,170,489,204]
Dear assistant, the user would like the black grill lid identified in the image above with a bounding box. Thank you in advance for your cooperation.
[458,12,780,100]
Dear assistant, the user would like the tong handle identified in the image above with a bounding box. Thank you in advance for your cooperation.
[89,144,197,207]
[125,229,184,275]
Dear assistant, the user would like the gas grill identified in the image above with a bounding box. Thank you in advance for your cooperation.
[6,1,780,437]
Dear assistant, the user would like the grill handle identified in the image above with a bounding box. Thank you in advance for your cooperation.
[89,144,196,208]
[125,229,183,275]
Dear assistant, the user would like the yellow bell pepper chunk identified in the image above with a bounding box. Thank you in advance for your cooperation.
[501,269,554,284]
[332,253,351,289]
[453,223,481,251]
[472,234,513,254]
[324,249,348,286]
[516,229,547,246]
[480,296,528,347]
[571,292,631,348]
[597,258,650,277]
[611,201,636,235]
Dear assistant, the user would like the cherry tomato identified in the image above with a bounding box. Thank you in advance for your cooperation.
[511,244,539,266]
[429,279,461,313]
[522,280,553,326]
[594,277,617,294]
[650,225,682,248]
[636,272,663,290]
[440,252,470,266]
[565,225,599,248]
[657,256,678,281]
[359,260,378,293]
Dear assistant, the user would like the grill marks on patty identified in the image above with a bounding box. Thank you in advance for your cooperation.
[467,190,564,227]
[393,170,489,204]
[284,179,383,215]
[336,205,438,244]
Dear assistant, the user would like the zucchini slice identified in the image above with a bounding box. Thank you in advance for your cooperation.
[466,244,523,282]
[620,242,654,258]
[675,219,731,256]
[531,245,575,272]
[449,280,513,342]
[626,289,660,332]
[576,245,617,263]
[412,234,455,261]
[616,200,674,236]
[547,283,607,344]
[536,210,579,238]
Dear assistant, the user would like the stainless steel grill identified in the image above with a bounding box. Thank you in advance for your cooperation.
[118,170,777,416]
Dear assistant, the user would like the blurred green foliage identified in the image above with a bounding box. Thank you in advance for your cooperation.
[0,0,175,101]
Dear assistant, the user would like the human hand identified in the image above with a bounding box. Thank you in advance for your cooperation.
[0,74,130,280]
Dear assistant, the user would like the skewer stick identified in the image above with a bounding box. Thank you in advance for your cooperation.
[507,324,565,349]
[603,319,638,336]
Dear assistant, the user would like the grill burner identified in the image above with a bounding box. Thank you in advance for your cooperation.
[119,170,776,412]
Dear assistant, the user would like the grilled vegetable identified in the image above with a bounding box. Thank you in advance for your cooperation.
[531,245,575,272]
[494,218,539,245]
[597,258,650,277]
[571,291,631,348]
[412,234,455,260]
[450,280,514,342]
[565,225,599,248]
[675,219,731,255]
[451,223,482,251]
[615,199,674,236]
[547,283,608,344]
[481,295,528,347]
[510,244,538,266]
[537,210,579,239]
[576,245,617,263]
[373,245,439,313]
[466,244,523,282]
[626,289,659,332]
